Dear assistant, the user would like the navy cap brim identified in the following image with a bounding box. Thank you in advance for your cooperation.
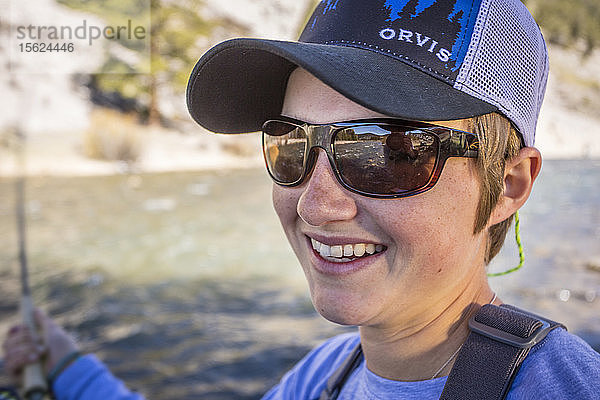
[186,38,497,134]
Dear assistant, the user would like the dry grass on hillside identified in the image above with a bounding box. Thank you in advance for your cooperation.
[83,109,142,164]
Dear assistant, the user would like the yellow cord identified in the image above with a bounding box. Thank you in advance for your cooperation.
[488,210,524,277]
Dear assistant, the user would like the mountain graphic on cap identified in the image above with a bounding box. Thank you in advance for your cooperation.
[301,0,482,81]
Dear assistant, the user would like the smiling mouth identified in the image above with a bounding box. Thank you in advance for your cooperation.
[310,238,386,263]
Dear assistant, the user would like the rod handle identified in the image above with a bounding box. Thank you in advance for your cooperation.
[20,295,48,399]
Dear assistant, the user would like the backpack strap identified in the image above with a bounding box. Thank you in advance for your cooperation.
[318,304,564,400]
[439,304,565,400]
[318,343,363,400]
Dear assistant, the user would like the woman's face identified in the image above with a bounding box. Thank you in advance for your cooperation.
[272,69,489,330]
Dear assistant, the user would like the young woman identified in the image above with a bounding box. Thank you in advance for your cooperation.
[5,0,600,398]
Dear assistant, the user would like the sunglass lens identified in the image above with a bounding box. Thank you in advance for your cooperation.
[333,126,438,195]
[263,121,306,184]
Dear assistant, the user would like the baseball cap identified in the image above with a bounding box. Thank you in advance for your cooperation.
[186,0,548,146]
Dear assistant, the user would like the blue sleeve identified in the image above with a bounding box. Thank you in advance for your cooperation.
[52,354,145,400]
[508,328,600,400]
[262,332,360,400]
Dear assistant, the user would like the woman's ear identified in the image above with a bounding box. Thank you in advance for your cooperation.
[488,147,542,226]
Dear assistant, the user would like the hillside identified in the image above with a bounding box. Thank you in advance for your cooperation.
[0,0,598,177]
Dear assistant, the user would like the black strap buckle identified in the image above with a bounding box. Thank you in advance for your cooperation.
[468,316,553,349]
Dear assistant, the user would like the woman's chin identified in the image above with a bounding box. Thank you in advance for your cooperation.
[318,312,364,327]
[310,293,376,327]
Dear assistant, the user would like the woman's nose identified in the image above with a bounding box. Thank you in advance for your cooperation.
[297,149,358,226]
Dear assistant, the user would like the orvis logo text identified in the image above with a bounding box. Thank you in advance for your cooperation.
[378,27,451,62]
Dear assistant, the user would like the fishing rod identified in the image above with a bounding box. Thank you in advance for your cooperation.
[13,127,47,400]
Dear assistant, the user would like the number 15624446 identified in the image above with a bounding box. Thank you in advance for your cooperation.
[19,42,74,52]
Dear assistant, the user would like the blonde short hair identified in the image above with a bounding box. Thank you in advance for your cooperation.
[467,113,523,264]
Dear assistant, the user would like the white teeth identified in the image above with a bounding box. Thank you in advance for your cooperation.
[353,243,366,257]
[310,238,386,261]
[328,257,353,263]
[330,245,343,257]
[343,245,353,257]
[311,238,320,251]
[366,244,375,254]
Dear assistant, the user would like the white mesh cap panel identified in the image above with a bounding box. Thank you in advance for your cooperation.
[454,0,548,146]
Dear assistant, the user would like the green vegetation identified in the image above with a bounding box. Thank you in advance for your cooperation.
[524,0,600,56]
[58,0,247,124]
[58,0,148,47]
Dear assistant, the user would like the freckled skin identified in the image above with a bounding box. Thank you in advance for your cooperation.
[271,68,492,332]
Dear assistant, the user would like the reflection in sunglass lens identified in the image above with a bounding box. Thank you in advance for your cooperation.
[263,121,306,183]
[333,126,438,194]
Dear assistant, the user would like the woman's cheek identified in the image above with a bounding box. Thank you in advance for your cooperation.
[272,184,300,228]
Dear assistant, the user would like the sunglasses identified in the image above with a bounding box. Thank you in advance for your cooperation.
[262,117,479,198]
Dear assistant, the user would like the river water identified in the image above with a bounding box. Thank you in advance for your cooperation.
[0,159,598,398]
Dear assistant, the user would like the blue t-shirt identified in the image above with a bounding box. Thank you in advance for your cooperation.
[262,328,600,400]
[54,328,600,399]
